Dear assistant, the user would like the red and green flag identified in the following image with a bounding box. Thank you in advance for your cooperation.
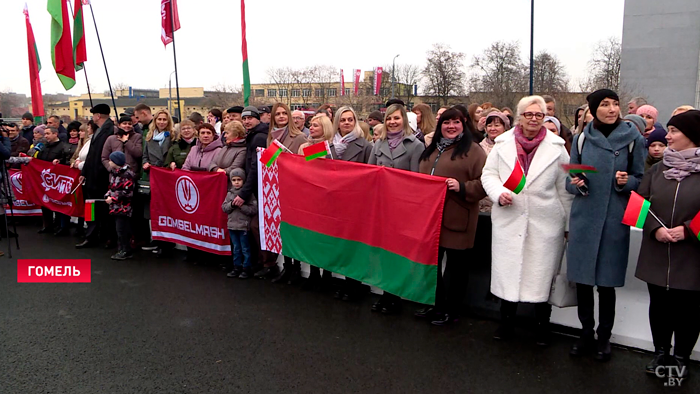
[24,4,44,121]
[260,140,285,167]
[84,200,95,221]
[622,191,651,229]
[72,0,87,71]
[240,0,251,106]
[303,141,330,161]
[689,211,700,241]
[503,158,526,194]
[277,154,446,305]
[561,164,598,174]
[47,0,76,90]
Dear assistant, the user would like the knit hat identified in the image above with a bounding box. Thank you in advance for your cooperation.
[485,111,511,130]
[623,114,646,134]
[543,116,561,134]
[667,109,700,147]
[645,128,668,148]
[118,116,132,124]
[230,168,246,182]
[367,111,383,122]
[636,105,658,124]
[109,151,126,167]
[586,89,619,119]
[22,112,34,120]
[33,124,46,135]
[241,106,260,119]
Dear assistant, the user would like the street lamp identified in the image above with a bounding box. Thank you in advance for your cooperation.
[168,71,176,115]
[391,54,400,99]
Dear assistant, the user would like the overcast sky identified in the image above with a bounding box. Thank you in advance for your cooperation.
[4,0,625,96]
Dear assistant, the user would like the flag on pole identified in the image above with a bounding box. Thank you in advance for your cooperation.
[241,0,250,106]
[72,0,87,71]
[353,69,361,96]
[503,158,526,194]
[260,140,285,167]
[303,141,331,161]
[47,0,76,90]
[24,3,44,121]
[340,69,345,96]
[84,200,96,221]
[622,191,651,229]
[689,211,700,241]
[373,67,383,96]
[161,0,181,46]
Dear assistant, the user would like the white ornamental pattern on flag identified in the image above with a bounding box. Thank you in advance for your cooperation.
[257,148,282,254]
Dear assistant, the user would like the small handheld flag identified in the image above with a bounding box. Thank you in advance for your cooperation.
[503,158,526,194]
[260,140,286,167]
[561,164,598,174]
[690,211,700,241]
[622,191,651,228]
[84,200,96,221]
[303,141,330,161]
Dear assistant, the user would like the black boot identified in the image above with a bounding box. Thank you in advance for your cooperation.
[288,261,303,285]
[595,338,612,362]
[570,335,596,357]
[238,268,251,280]
[675,355,690,379]
[494,300,516,341]
[414,307,436,319]
[272,268,291,284]
[646,348,671,375]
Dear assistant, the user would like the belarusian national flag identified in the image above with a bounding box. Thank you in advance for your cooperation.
[689,211,700,241]
[503,158,526,194]
[561,164,598,174]
[47,0,76,90]
[24,3,44,120]
[260,140,285,167]
[240,0,250,106]
[72,0,87,71]
[303,141,330,161]
[84,200,95,221]
[622,191,651,229]
[277,154,446,305]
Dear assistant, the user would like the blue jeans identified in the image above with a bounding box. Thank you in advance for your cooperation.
[229,230,251,268]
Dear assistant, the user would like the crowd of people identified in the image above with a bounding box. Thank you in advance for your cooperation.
[3,89,699,378]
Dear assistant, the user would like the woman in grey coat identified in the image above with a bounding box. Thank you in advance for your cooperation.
[367,104,425,314]
[566,89,646,362]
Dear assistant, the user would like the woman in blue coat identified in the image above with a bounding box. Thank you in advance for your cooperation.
[566,89,646,362]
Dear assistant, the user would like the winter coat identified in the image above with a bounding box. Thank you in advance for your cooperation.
[222,188,258,231]
[635,162,700,291]
[182,137,223,171]
[71,139,91,170]
[239,122,269,202]
[82,118,116,199]
[21,125,35,143]
[165,138,197,169]
[141,131,174,182]
[10,136,30,157]
[269,126,307,156]
[482,129,574,302]
[101,132,143,171]
[368,134,425,172]
[208,139,246,178]
[105,165,136,217]
[36,139,71,165]
[67,142,78,159]
[329,138,373,163]
[566,121,646,287]
[418,141,487,250]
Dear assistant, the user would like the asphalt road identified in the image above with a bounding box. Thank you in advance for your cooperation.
[0,221,696,394]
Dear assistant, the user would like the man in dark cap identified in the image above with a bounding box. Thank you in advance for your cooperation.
[21,112,36,142]
[227,106,244,123]
[258,106,271,124]
[76,103,117,249]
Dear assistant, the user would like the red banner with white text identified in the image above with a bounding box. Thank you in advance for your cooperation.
[21,160,84,217]
[150,167,231,255]
[373,67,383,96]
[4,169,42,216]
[353,69,361,96]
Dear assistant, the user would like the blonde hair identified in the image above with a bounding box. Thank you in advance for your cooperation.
[224,120,246,139]
[359,121,371,141]
[576,106,591,135]
[671,105,695,117]
[516,95,547,119]
[412,104,436,134]
[146,110,176,141]
[332,106,363,139]
[298,115,335,154]
[267,102,303,147]
[378,104,412,140]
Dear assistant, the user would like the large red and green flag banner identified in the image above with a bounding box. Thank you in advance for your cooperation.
[24,3,44,122]
[276,154,446,305]
[161,0,181,46]
[149,167,231,255]
[240,0,250,106]
[47,0,76,90]
[4,169,42,217]
[72,0,87,71]
[21,160,84,217]
[503,158,526,194]
[257,148,282,254]
[622,191,651,229]
[689,211,700,241]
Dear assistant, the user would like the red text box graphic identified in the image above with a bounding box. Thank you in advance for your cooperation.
[17,260,91,283]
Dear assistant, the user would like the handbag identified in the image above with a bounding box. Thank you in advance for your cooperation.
[549,243,577,308]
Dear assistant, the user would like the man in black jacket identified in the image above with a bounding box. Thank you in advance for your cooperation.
[76,104,117,248]
[35,126,71,236]
[20,112,36,142]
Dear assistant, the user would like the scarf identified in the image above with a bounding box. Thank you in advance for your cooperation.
[153,130,169,146]
[333,131,358,159]
[69,137,80,145]
[387,130,404,151]
[182,136,195,144]
[514,125,546,175]
[482,136,496,148]
[271,126,287,142]
[662,147,700,182]
[437,133,463,152]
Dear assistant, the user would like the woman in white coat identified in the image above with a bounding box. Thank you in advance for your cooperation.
[482,95,574,346]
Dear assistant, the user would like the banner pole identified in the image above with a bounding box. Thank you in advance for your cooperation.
[87,3,118,117]
[169,0,182,120]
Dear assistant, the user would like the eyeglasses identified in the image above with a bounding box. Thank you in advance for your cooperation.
[522,112,545,120]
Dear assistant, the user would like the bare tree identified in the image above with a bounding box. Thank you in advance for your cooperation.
[469,41,527,108]
[532,51,569,94]
[266,67,295,106]
[307,65,338,107]
[394,64,421,106]
[584,37,621,92]
[422,44,467,106]
[203,83,243,109]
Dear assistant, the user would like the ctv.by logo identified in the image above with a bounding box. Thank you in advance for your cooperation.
[655,365,686,387]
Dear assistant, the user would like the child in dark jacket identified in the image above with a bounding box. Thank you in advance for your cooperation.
[106,151,136,260]
[222,168,258,278]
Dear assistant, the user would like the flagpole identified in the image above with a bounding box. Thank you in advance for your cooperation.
[169,0,182,120]
[649,209,668,230]
[87,2,117,117]
[67,0,93,108]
